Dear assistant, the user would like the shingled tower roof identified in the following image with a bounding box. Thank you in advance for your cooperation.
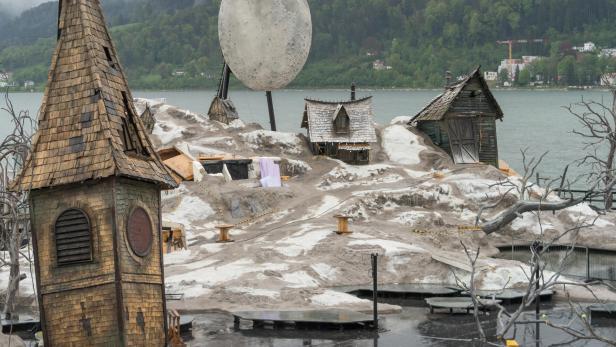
[16,0,177,190]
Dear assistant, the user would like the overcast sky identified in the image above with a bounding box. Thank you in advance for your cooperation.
[0,0,51,16]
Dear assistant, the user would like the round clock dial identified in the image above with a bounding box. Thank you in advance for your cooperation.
[127,208,153,257]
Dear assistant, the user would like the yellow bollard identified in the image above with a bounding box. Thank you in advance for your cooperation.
[216,224,235,243]
[334,215,353,235]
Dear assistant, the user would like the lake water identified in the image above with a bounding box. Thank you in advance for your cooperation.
[3,89,612,179]
[192,303,616,346]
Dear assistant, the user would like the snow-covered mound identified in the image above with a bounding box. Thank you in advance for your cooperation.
[129,98,616,313]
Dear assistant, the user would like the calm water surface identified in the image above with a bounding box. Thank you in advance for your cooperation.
[190,304,616,346]
[4,89,611,179]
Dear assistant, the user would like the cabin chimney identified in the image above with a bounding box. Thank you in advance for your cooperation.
[351,83,356,101]
[445,71,452,88]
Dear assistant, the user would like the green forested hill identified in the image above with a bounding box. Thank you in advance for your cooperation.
[2,0,616,89]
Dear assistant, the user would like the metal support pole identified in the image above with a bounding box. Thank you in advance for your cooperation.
[371,253,379,330]
[222,64,231,100]
[535,256,541,347]
[266,91,277,131]
[531,241,542,347]
[586,247,590,281]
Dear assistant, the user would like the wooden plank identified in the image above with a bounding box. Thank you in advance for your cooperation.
[163,154,194,181]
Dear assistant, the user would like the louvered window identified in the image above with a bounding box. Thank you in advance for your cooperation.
[55,209,93,266]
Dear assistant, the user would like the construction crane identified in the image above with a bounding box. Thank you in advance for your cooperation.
[497,39,546,63]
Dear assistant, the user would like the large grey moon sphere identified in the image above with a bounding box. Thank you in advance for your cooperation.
[218,0,312,91]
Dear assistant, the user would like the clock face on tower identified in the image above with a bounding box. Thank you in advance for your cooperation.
[127,207,153,257]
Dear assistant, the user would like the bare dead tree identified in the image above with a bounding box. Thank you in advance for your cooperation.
[454,219,616,345]
[463,149,616,345]
[565,79,616,210]
[450,241,494,342]
[0,91,35,320]
[475,149,605,235]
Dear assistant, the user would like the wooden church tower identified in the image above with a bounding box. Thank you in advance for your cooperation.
[15,0,178,345]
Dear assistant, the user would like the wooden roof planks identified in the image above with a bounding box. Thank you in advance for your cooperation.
[410,67,504,123]
[14,0,177,191]
[158,147,195,182]
[302,97,377,144]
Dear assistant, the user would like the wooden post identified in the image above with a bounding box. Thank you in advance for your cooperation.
[558,165,569,199]
[216,224,235,243]
[334,215,352,235]
[351,83,356,101]
[266,91,277,131]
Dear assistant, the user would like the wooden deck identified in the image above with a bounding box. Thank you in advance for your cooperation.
[232,309,376,330]
[425,297,502,314]
[336,283,460,300]
[468,289,554,305]
[1,315,40,334]
[588,303,616,325]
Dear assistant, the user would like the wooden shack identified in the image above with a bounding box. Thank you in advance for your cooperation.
[302,97,377,165]
[208,97,239,124]
[140,104,156,134]
[13,0,178,345]
[409,67,503,166]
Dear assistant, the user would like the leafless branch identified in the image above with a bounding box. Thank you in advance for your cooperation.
[0,89,35,320]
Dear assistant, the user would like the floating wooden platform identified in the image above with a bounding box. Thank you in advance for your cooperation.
[236,328,378,340]
[425,297,502,314]
[466,289,554,305]
[336,283,460,300]
[232,309,376,330]
[1,315,40,334]
[588,304,616,325]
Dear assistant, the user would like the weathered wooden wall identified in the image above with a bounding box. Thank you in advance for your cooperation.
[114,178,166,346]
[42,285,119,345]
[30,179,122,346]
[476,116,499,167]
[309,142,370,165]
[30,177,167,346]
[450,79,498,116]
[418,117,498,167]
[418,121,451,155]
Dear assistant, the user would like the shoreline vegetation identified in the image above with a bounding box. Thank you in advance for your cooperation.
[3,1,616,92]
[5,85,616,94]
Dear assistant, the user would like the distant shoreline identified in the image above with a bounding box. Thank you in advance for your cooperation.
[5,86,615,94]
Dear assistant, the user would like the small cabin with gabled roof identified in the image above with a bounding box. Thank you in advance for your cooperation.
[208,97,239,125]
[409,67,503,167]
[302,97,377,165]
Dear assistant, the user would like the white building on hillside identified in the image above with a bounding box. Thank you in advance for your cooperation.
[600,48,616,58]
[574,42,597,53]
[372,60,392,71]
[484,71,498,81]
[498,56,543,80]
